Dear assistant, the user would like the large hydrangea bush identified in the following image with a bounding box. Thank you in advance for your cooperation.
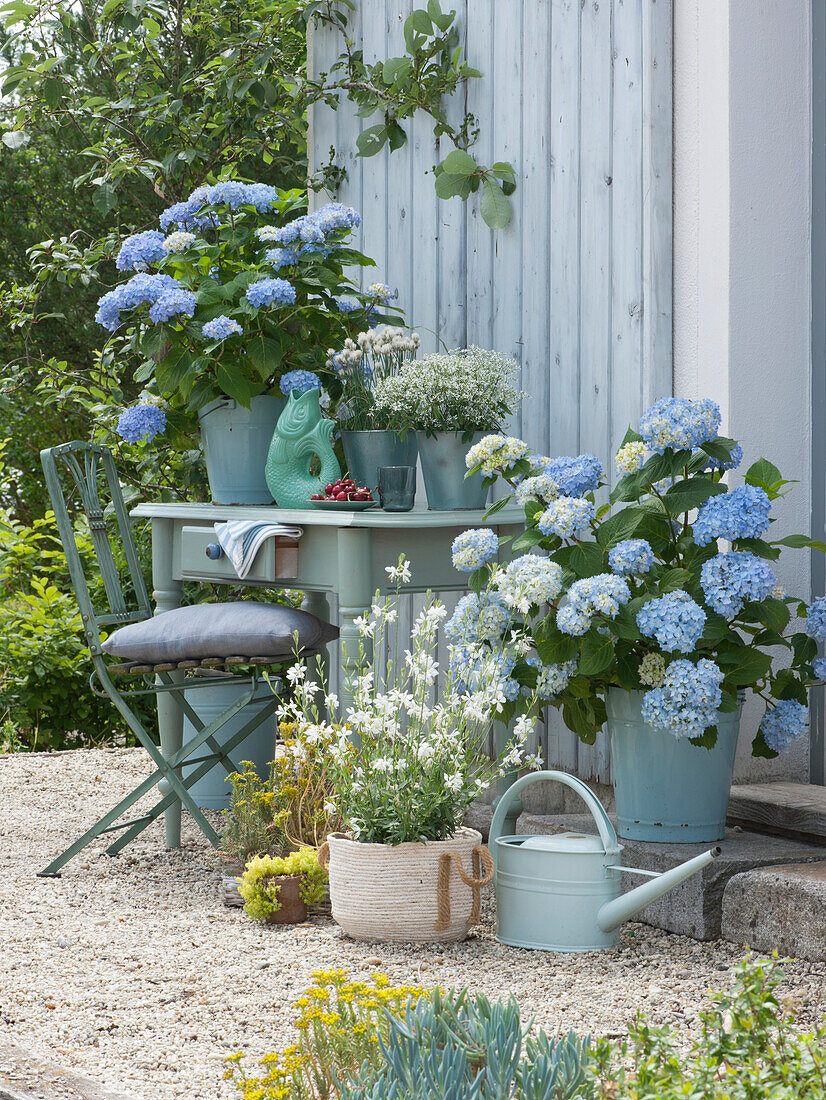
[95,181,400,430]
[452,398,826,757]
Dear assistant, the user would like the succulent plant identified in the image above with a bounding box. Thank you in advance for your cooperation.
[338,987,591,1100]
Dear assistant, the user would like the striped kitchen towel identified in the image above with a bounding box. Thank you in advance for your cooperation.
[213,520,303,580]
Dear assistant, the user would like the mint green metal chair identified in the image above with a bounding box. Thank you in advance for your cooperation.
[38,441,331,877]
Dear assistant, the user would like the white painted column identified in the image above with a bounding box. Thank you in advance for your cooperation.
[673,0,813,781]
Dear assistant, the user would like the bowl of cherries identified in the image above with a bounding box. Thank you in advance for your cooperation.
[310,476,376,510]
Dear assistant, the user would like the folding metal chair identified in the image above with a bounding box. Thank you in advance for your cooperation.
[38,441,334,877]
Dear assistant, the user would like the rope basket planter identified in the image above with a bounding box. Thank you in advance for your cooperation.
[318,828,494,944]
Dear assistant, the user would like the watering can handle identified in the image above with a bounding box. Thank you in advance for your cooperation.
[489,770,619,856]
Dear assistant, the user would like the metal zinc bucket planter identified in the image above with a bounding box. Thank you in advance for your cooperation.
[340,430,418,496]
[198,394,285,505]
[416,431,488,510]
[181,680,278,810]
[489,771,720,953]
[606,689,741,844]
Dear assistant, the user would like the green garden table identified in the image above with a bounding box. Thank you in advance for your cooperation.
[131,501,525,847]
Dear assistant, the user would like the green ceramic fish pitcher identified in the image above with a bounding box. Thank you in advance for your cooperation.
[265,389,340,508]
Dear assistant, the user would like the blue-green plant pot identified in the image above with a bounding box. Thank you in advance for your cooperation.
[416,431,488,510]
[182,680,278,810]
[340,430,418,495]
[198,394,285,505]
[606,688,741,844]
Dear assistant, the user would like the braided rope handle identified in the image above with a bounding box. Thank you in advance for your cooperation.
[434,845,495,931]
[317,840,330,870]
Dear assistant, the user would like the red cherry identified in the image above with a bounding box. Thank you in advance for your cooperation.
[334,492,346,501]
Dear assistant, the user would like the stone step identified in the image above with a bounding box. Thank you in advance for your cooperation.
[516,811,826,942]
[722,863,826,961]
[727,782,826,845]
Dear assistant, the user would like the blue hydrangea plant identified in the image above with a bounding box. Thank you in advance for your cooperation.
[96,183,402,423]
[459,397,826,758]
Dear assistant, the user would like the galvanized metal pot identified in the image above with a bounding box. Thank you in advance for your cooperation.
[181,680,278,810]
[607,688,741,844]
[198,394,285,505]
[416,430,488,510]
[340,429,418,495]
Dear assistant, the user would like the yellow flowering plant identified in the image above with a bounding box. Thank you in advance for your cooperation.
[221,723,344,865]
[224,969,427,1100]
[237,849,327,923]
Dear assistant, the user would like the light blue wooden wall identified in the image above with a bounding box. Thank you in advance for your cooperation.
[310,0,673,781]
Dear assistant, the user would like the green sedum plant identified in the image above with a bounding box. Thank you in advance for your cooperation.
[237,849,327,922]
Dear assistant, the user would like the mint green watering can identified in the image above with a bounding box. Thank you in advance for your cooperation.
[490,771,720,952]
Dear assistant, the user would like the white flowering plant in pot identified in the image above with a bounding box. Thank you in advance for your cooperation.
[326,326,421,430]
[371,346,522,439]
[279,556,540,846]
[455,399,826,760]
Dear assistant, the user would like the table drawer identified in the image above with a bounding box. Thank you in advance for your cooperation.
[178,526,299,583]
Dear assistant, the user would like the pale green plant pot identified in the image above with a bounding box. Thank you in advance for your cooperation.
[606,688,741,844]
[340,430,418,495]
[198,394,285,505]
[416,431,488,510]
[181,680,278,810]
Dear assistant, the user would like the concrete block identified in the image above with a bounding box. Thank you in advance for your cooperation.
[516,812,826,941]
[727,782,826,845]
[722,863,826,960]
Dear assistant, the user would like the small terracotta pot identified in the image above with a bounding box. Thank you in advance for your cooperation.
[264,875,308,924]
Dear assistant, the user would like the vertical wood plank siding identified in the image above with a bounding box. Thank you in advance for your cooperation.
[310,0,673,780]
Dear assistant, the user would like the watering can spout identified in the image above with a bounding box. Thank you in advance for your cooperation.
[597,846,721,933]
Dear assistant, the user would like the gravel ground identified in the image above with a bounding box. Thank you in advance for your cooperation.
[2,748,826,1100]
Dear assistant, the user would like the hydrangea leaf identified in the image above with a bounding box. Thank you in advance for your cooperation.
[595,506,645,550]
[772,534,826,552]
[569,541,605,578]
[716,647,772,687]
[577,631,614,677]
[663,477,726,515]
[536,631,580,665]
[688,724,719,749]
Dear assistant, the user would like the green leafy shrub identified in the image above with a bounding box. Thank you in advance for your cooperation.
[0,507,151,750]
[237,849,327,922]
[593,955,826,1099]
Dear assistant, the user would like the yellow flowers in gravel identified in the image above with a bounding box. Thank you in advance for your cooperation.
[224,969,428,1099]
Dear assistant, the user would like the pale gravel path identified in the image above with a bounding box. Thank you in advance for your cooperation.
[2,749,826,1100]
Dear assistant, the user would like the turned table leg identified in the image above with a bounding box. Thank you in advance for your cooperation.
[151,518,184,849]
[336,528,373,723]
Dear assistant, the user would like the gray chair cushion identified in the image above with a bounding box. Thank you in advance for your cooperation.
[102,602,338,662]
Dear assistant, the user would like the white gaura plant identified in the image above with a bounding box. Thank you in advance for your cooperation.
[278,555,541,845]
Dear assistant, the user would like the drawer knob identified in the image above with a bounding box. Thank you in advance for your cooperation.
[205,543,224,560]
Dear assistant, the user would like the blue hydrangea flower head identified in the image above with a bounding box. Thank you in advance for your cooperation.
[445,592,510,644]
[760,700,808,752]
[279,369,321,396]
[608,539,654,577]
[265,247,299,270]
[148,287,196,324]
[116,230,166,271]
[116,403,166,443]
[159,187,211,231]
[95,273,180,331]
[557,604,592,636]
[450,646,518,700]
[568,573,632,618]
[245,277,296,308]
[692,485,772,547]
[636,590,706,652]
[639,396,721,454]
[201,315,243,341]
[495,554,563,610]
[541,454,602,497]
[806,596,826,639]
[814,657,826,680]
[641,658,723,738]
[700,551,777,619]
[335,297,360,313]
[451,528,499,573]
[537,497,595,539]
